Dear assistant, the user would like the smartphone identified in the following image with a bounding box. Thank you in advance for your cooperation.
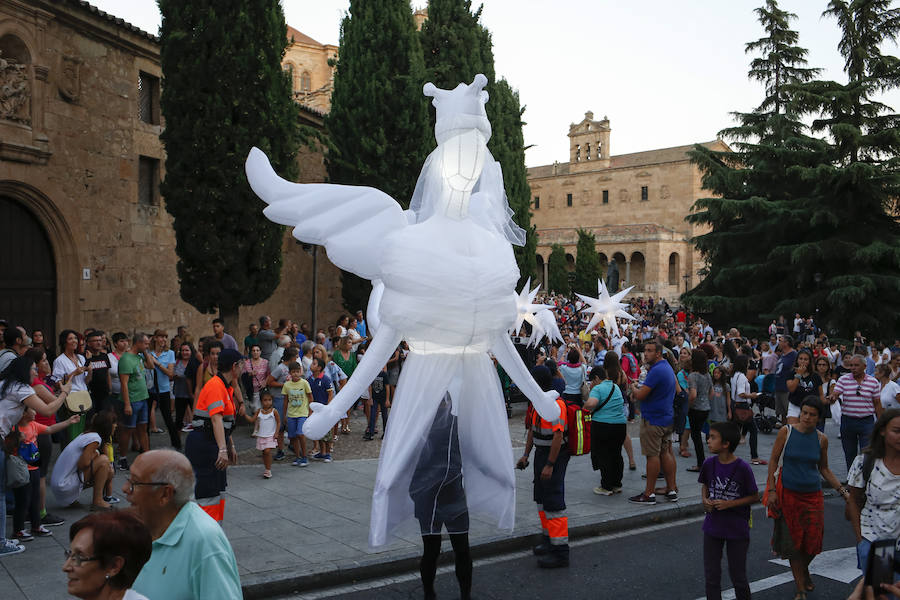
[865,538,899,593]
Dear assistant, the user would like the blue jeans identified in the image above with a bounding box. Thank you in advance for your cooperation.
[841,415,875,470]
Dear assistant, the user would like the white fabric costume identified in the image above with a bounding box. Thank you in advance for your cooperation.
[246,74,560,546]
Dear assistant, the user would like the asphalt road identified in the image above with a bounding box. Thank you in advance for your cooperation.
[283,498,860,600]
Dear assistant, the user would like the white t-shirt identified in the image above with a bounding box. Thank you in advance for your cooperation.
[52,353,88,392]
[880,379,900,411]
[731,371,750,404]
[848,455,900,542]
[109,352,122,395]
[50,432,102,506]
[0,381,35,436]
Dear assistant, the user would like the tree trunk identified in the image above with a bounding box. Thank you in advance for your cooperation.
[219,305,240,340]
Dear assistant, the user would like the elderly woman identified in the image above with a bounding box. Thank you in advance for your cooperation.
[63,511,152,600]
[765,397,849,600]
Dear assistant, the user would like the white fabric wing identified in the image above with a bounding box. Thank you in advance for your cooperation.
[245,147,407,280]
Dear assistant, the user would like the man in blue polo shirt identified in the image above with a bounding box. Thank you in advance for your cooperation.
[629,339,677,505]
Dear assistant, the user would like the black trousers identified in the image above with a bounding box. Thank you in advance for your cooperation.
[149,391,181,449]
[590,421,626,489]
[13,469,40,532]
[688,409,710,468]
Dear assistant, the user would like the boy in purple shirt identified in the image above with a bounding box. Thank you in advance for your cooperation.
[699,422,759,600]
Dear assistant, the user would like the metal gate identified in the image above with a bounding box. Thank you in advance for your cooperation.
[0,196,56,347]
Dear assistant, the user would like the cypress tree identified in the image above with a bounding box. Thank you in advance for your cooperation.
[420,1,537,286]
[572,229,601,296]
[326,0,431,313]
[547,243,570,296]
[788,0,900,336]
[158,1,300,330]
[684,0,821,330]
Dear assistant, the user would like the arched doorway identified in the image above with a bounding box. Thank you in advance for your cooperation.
[535,254,546,290]
[668,252,680,286]
[0,197,56,341]
[630,251,646,292]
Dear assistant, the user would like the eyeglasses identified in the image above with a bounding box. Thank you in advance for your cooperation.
[124,477,170,494]
[64,549,99,567]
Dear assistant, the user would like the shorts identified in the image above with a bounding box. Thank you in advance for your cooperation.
[775,391,790,416]
[123,400,149,428]
[639,419,673,457]
[256,435,277,450]
[287,416,307,438]
[787,403,801,419]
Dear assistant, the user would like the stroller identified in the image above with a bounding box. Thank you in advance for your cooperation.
[753,374,779,434]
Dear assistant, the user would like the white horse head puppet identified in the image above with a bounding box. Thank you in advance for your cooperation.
[246,74,560,547]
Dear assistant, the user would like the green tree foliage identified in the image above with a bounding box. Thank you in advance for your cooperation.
[684,0,822,330]
[325,0,431,313]
[420,0,536,286]
[547,243,570,296]
[158,1,300,330]
[787,0,900,336]
[572,229,601,296]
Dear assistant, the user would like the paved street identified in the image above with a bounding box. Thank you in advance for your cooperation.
[0,405,855,599]
[297,500,858,600]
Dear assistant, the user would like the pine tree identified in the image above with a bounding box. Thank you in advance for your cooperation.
[420,1,536,286]
[684,0,821,331]
[572,229,601,296]
[787,0,900,336]
[547,243,570,296]
[158,1,300,330]
[326,0,431,313]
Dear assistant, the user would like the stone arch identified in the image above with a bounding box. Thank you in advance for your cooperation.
[300,70,312,92]
[535,253,546,289]
[668,252,680,286]
[630,251,646,290]
[564,253,575,272]
[0,181,79,332]
[597,251,608,269]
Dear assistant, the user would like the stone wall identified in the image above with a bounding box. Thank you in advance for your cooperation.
[0,0,343,346]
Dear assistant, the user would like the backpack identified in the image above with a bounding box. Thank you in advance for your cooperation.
[564,399,591,456]
[623,353,639,381]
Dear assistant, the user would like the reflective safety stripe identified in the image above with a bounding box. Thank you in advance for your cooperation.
[197,495,225,522]
[206,400,224,411]
[546,514,568,544]
[193,409,211,418]
[538,509,549,535]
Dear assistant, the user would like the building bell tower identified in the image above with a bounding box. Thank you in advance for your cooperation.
[568,111,610,171]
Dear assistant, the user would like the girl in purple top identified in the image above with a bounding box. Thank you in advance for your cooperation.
[699,421,759,600]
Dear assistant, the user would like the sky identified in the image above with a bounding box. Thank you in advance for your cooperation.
[89,0,900,168]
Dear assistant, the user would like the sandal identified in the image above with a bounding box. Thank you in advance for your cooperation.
[679,449,691,458]
[686,465,702,472]
[751,458,768,465]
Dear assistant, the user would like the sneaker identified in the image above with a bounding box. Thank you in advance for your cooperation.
[41,513,65,527]
[104,496,121,505]
[117,457,129,471]
[323,454,333,463]
[313,452,325,460]
[593,486,615,496]
[665,490,679,502]
[292,458,302,466]
[274,450,286,461]
[181,424,194,433]
[628,493,657,505]
[298,457,308,467]
[612,487,623,494]
[0,540,24,556]
[14,530,34,542]
[31,526,52,537]
[263,470,272,479]
[363,433,374,441]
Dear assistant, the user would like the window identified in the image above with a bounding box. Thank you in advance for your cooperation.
[534,196,540,209]
[602,190,609,204]
[575,145,580,162]
[640,185,649,201]
[138,72,160,125]
[300,71,311,92]
[138,156,159,206]
[585,143,591,160]
[566,193,573,207]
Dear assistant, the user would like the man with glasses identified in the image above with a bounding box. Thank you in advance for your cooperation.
[828,355,883,471]
[127,449,241,600]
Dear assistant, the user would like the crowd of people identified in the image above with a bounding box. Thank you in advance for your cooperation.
[520,294,899,598]
[1,293,898,598]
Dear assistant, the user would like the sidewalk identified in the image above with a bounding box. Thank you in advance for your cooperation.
[1,408,851,600]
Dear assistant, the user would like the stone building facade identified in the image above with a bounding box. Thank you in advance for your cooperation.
[283,25,337,114]
[527,111,729,301]
[0,0,343,349]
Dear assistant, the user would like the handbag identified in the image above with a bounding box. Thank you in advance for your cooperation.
[6,453,30,488]
[733,403,754,423]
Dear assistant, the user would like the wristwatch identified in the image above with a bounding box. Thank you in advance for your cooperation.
[546,460,555,467]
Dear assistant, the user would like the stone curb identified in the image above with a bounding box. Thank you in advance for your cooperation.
[241,500,708,599]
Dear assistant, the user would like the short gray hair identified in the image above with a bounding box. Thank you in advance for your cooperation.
[301,340,315,354]
[148,450,195,507]
[278,335,292,348]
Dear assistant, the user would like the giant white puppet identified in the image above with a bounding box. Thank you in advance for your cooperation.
[246,74,561,546]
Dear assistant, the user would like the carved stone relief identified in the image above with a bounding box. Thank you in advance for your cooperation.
[59,54,82,103]
[0,52,30,125]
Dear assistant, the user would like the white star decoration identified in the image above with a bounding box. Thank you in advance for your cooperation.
[511,278,562,347]
[576,279,636,337]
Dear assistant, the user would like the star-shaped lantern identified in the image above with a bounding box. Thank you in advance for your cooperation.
[511,278,562,346]
[576,279,635,337]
